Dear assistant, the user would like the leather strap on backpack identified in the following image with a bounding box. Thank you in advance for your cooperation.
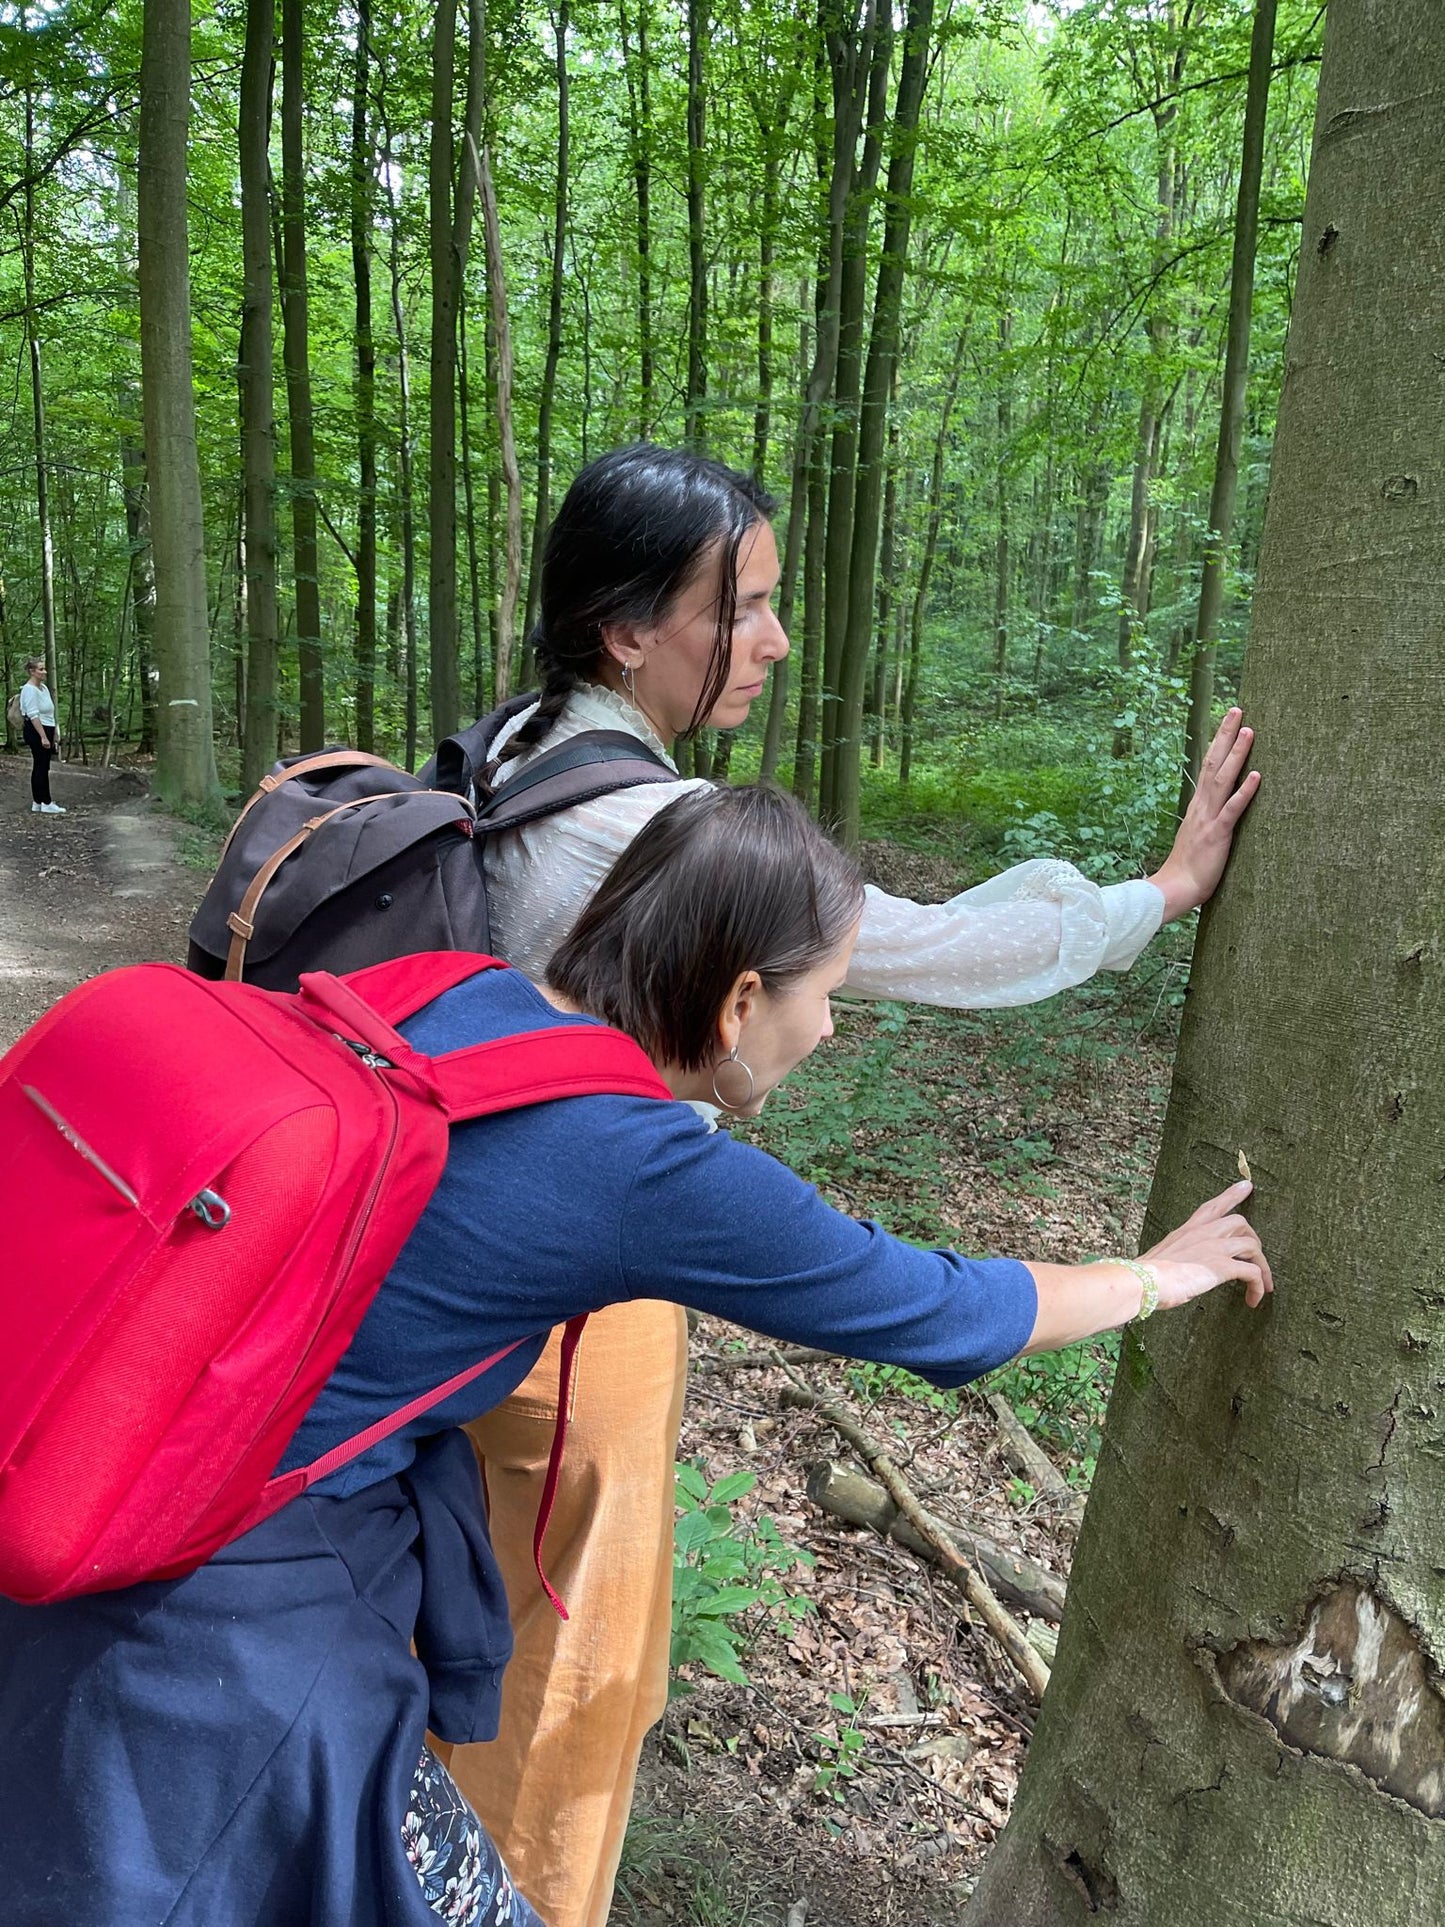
[220,748,401,860]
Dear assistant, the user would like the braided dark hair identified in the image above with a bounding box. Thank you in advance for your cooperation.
[497,444,777,764]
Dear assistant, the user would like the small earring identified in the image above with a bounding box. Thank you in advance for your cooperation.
[710,1046,756,1112]
[620,661,638,699]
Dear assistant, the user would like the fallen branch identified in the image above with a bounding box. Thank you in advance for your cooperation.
[692,1344,837,1376]
[805,1459,1066,1625]
[985,1393,1086,1537]
[776,1366,1051,1702]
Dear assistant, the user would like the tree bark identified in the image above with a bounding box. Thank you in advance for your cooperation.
[523,0,570,642]
[380,107,419,768]
[1179,0,1277,805]
[238,0,280,788]
[137,0,223,810]
[967,8,1445,1916]
[279,0,324,750]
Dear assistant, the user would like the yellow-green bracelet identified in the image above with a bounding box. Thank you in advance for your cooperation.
[1122,1258,1160,1321]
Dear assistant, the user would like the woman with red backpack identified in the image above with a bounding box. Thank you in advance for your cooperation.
[0,784,1269,1925]
[452,445,1262,1927]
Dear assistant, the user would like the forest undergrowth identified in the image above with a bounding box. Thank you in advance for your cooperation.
[615,847,1189,1926]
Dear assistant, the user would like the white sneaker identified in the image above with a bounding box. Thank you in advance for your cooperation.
[40,802,66,815]
[31,802,42,812]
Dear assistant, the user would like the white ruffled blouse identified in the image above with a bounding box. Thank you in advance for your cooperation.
[482,684,1165,1008]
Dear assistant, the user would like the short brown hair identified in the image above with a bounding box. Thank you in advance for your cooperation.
[547,786,865,1072]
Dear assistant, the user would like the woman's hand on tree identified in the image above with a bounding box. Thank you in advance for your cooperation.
[1143,1179,1272,1310]
[1148,708,1260,921]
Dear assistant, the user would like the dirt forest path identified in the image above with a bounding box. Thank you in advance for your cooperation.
[0,752,201,1051]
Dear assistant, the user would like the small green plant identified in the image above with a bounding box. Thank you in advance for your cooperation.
[670,1463,813,1693]
[812,1690,867,1798]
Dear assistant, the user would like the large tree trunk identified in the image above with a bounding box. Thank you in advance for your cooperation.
[1179,0,1277,803]
[279,0,324,750]
[137,0,223,811]
[351,0,378,752]
[238,0,280,789]
[523,0,570,641]
[966,9,1445,1920]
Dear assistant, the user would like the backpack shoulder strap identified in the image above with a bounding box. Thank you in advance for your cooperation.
[427,1023,673,1121]
[475,730,678,836]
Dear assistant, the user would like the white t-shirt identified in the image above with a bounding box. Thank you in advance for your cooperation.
[19,683,56,729]
[481,682,1165,1006]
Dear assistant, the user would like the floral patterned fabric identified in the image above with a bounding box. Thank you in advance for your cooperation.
[403,1748,543,1926]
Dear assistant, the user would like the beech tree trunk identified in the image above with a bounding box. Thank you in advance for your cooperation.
[137,0,223,810]
[479,135,522,704]
[238,0,280,788]
[617,0,653,437]
[900,324,965,786]
[23,79,58,694]
[967,9,1445,1919]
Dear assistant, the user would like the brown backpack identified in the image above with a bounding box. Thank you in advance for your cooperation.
[187,697,678,990]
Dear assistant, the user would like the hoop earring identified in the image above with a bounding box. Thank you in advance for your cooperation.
[710,1046,756,1112]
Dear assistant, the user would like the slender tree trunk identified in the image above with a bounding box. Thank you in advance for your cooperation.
[137,0,223,810]
[760,285,813,783]
[428,0,485,742]
[485,307,501,693]
[993,310,1012,713]
[617,0,654,437]
[1180,0,1278,805]
[478,134,522,702]
[792,438,827,810]
[829,0,932,840]
[23,82,58,694]
[683,0,707,447]
[968,14,1445,1921]
[458,314,487,716]
[867,411,898,768]
[238,0,280,789]
[901,324,966,786]
[818,14,891,824]
[524,0,570,640]
[381,115,420,768]
[279,0,324,749]
[351,0,378,752]
[752,153,778,481]
[119,421,158,756]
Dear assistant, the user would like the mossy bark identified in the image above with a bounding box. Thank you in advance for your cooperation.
[966,5,1445,1919]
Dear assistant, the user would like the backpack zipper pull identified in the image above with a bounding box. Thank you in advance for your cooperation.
[335,1034,395,1071]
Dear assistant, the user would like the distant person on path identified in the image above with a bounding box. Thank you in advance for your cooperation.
[19,657,65,816]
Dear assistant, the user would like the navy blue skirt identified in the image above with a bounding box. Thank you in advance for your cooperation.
[0,1431,545,1925]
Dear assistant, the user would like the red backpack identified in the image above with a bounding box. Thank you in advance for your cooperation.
[0,950,670,1606]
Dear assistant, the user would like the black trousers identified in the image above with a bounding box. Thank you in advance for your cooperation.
[23,719,53,805]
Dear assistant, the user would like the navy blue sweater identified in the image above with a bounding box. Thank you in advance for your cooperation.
[282,966,1037,1495]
